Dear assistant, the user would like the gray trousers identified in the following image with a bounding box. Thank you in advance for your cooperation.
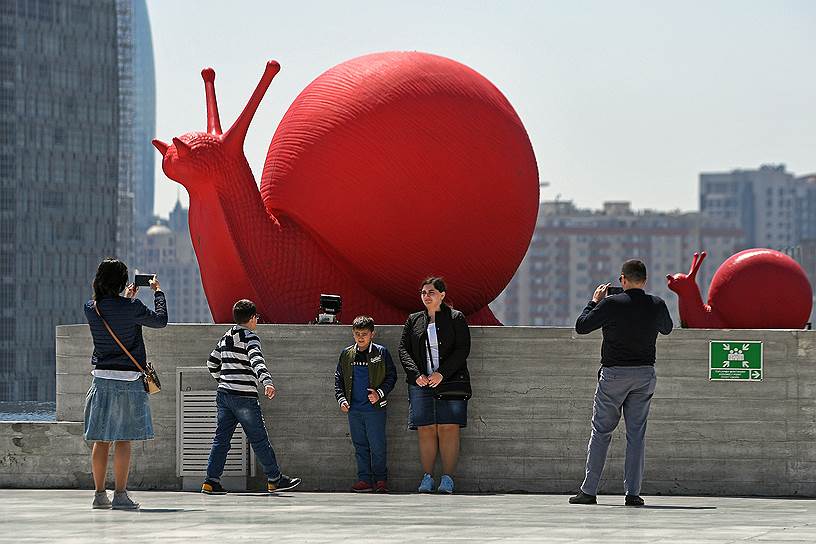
[580,365,657,496]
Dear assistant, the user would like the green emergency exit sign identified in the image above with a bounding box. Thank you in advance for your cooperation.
[709,341,763,381]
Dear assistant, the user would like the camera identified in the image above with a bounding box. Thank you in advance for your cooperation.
[314,294,342,324]
[134,274,154,287]
[607,286,624,296]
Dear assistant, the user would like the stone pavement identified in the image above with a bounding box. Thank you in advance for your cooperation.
[0,490,815,543]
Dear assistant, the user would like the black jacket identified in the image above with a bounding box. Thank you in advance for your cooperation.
[398,303,471,385]
[84,291,168,371]
[575,288,672,367]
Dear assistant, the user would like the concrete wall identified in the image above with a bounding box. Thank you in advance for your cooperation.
[2,324,815,496]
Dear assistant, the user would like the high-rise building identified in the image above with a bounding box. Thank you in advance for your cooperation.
[0,1,123,400]
[700,164,799,249]
[126,0,154,235]
[136,200,212,324]
[115,0,155,264]
[794,174,816,246]
[491,201,744,326]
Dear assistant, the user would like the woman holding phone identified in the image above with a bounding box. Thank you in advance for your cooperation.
[83,258,167,509]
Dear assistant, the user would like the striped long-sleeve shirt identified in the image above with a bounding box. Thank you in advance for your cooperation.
[207,326,273,397]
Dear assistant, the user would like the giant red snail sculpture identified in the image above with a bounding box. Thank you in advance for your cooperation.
[153,52,539,324]
[667,249,812,329]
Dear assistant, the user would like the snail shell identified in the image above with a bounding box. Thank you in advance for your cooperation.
[708,248,812,328]
[259,51,539,314]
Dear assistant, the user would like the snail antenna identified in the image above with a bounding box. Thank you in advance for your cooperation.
[201,68,223,135]
[152,139,169,156]
[224,60,280,152]
[172,137,192,159]
[689,251,707,279]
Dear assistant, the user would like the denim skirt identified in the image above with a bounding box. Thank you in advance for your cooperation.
[407,384,468,430]
[84,377,154,441]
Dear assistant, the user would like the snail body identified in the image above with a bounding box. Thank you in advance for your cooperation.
[667,249,812,329]
[153,53,539,324]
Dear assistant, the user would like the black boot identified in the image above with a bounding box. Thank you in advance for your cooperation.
[625,495,644,506]
[569,491,597,504]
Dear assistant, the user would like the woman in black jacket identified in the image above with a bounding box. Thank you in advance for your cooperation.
[398,277,471,494]
[83,258,168,510]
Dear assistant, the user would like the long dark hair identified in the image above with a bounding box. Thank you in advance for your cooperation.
[93,258,128,301]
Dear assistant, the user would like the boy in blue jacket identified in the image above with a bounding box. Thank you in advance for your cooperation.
[334,315,397,493]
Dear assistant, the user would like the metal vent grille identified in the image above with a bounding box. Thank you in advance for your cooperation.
[177,391,248,477]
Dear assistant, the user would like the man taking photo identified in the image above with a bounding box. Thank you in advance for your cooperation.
[569,259,673,507]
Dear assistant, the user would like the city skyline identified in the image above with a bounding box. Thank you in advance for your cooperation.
[0,2,125,400]
[146,0,815,219]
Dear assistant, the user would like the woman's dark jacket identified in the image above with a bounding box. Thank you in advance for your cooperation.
[84,291,168,371]
[398,303,471,386]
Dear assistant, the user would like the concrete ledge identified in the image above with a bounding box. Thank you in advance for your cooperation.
[2,324,814,495]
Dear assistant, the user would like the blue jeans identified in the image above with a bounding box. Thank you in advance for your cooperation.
[581,366,657,496]
[348,409,387,482]
[206,390,281,482]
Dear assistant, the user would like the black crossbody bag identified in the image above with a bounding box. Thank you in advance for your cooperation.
[426,332,472,401]
[94,302,161,395]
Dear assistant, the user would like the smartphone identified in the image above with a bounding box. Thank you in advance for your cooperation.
[607,286,624,296]
[134,274,154,287]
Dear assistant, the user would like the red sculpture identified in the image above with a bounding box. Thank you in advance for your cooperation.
[666,249,813,329]
[153,52,539,324]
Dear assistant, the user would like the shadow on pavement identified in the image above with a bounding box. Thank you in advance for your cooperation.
[609,505,717,510]
[133,508,206,513]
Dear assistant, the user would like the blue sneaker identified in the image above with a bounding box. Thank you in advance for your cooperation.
[418,473,435,493]
[438,474,454,494]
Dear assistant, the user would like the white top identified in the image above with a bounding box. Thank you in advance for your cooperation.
[91,369,142,381]
[426,323,440,375]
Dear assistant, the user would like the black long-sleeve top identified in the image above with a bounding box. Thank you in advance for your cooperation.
[575,288,673,367]
[85,291,168,371]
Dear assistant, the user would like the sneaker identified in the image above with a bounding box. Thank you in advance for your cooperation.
[625,495,645,507]
[92,491,111,509]
[569,491,597,505]
[201,480,228,495]
[374,480,388,493]
[351,480,373,493]
[111,490,140,510]
[437,475,454,494]
[418,473,434,493]
[268,474,302,492]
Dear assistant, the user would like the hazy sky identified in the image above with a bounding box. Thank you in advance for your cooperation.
[146,0,816,218]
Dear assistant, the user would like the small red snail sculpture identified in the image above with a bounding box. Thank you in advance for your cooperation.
[666,249,813,329]
[152,52,539,324]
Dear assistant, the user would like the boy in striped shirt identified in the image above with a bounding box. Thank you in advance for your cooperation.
[201,299,301,494]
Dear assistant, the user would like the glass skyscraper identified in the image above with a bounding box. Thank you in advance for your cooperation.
[0,0,154,401]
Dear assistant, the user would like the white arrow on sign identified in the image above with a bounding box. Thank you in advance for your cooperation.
[742,361,749,368]
[751,370,761,379]
[722,361,730,368]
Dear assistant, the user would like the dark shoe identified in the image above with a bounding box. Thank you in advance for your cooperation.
[374,480,388,493]
[201,480,227,495]
[569,491,597,504]
[111,490,140,510]
[351,480,373,493]
[92,491,111,509]
[625,495,645,506]
[268,474,302,492]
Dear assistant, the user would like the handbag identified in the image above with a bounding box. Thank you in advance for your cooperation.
[426,330,472,400]
[433,367,472,401]
[93,302,161,394]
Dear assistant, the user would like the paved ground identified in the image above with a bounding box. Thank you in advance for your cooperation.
[0,490,815,543]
